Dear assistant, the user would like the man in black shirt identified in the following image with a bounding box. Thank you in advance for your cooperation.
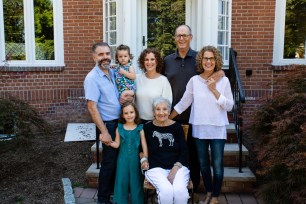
[163,24,201,195]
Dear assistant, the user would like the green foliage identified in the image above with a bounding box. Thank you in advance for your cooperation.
[36,40,55,60]
[3,0,54,60]
[34,0,54,42]
[250,68,306,204]
[3,0,24,43]
[148,0,185,57]
[15,194,25,203]
[0,96,52,147]
[284,0,306,58]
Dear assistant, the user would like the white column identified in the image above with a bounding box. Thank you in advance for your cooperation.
[117,0,144,72]
[186,0,218,51]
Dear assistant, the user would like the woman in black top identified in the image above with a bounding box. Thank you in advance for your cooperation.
[141,97,190,204]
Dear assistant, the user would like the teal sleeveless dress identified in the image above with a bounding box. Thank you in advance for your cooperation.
[113,123,144,204]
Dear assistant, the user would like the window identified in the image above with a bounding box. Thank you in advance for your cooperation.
[105,0,232,66]
[218,0,231,65]
[103,0,117,62]
[187,0,231,66]
[0,0,64,67]
[273,0,306,65]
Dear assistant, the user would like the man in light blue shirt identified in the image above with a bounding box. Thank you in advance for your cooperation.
[84,42,121,204]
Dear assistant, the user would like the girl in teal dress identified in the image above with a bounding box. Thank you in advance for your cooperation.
[109,102,148,204]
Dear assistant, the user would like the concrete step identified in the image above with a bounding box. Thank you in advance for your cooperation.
[219,167,256,193]
[86,164,256,193]
[90,142,249,167]
[90,124,238,154]
[226,123,238,143]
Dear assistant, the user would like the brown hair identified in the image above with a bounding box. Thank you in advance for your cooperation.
[196,45,223,73]
[118,102,141,125]
[115,44,134,64]
[138,48,163,73]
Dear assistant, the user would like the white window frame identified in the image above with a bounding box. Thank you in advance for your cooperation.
[217,0,231,66]
[106,0,232,67]
[273,0,306,65]
[104,0,145,72]
[103,0,118,62]
[0,0,64,67]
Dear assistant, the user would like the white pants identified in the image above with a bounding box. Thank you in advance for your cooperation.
[145,167,190,204]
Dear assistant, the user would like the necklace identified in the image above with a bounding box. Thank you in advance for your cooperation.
[153,119,173,127]
[145,72,160,79]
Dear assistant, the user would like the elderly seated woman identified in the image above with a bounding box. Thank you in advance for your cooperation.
[141,96,190,204]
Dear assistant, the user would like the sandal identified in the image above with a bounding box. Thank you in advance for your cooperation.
[199,195,211,204]
[209,197,218,204]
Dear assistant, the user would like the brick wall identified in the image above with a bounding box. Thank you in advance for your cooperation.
[0,0,298,131]
[231,0,276,125]
[0,0,104,130]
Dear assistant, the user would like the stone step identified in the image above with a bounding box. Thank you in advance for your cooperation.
[90,124,238,154]
[86,164,256,193]
[91,143,249,167]
[226,123,238,143]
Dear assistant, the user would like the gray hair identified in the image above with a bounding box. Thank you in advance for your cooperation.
[175,24,192,36]
[152,97,172,112]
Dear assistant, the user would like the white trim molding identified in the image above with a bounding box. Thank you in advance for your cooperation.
[273,0,306,65]
[0,0,64,67]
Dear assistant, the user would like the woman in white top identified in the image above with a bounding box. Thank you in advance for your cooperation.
[170,45,234,204]
[135,48,172,123]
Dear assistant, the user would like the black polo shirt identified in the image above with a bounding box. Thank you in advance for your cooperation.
[163,49,198,122]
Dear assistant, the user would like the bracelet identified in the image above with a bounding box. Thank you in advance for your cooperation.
[140,157,148,164]
[174,162,183,168]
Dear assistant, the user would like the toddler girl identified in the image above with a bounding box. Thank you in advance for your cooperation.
[114,44,136,101]
[109,102,148,204]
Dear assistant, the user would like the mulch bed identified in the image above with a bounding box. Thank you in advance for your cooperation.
[0,131,93,204]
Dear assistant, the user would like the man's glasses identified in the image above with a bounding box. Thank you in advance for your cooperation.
[203,57,215,62]
[175,34,191,39]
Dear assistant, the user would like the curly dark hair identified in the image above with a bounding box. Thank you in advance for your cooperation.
[196,45,223,73]
[138,48,163,73]
[118,102,141,125]
[115,44,134,64]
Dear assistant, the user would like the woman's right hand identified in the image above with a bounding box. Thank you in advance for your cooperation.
[167,166,179,184]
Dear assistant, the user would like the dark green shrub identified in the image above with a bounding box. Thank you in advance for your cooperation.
[0,95,51,149]
[250,68,306,204]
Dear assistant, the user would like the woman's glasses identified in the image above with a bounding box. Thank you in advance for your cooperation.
[203,57,215,62]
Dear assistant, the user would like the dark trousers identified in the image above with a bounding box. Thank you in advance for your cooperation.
[176,120,200,192]
[97,121,118,203]
[186,124,201,192]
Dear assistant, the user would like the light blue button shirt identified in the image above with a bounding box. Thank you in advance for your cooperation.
[84,66,121,121]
